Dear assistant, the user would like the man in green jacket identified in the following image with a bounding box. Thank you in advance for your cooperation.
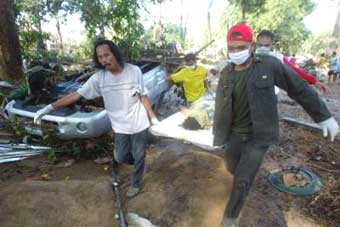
[213,23,339,227]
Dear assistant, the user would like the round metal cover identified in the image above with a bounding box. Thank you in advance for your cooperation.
[268,166,322,195]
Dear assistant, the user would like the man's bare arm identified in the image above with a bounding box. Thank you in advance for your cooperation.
[51,92,82,109]
[141,95,157,120]
[34,92,82,125]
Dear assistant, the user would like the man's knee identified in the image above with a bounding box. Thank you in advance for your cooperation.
[131,148,145,163]
[225,160,237,175]
[113,149,124,163]
[131,134,147,162]
[114,148,134,164]
[249,145,268,165]
[234,179,250,193]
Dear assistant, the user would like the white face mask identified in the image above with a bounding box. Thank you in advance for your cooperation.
[255,46,271,55]
[228,49,250,65]
[186,64,196,70]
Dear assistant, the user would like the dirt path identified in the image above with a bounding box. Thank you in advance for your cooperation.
[1,84,340,227]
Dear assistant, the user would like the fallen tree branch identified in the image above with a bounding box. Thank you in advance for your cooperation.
[307,162,340,173]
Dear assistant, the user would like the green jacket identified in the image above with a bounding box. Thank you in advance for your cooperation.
[213,55,331,146]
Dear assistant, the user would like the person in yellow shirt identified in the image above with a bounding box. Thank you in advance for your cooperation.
[169,53,208,105]
[318,53,328,72]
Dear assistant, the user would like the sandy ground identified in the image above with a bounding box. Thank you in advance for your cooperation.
[1,83,340,227]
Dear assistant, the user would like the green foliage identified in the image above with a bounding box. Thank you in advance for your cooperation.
[15,0,71,25]
[148,0,170,3]
[164,22,184,45]
[303,32,340,56]
[250,0,315,54]
[219,4,241,36]
[230,0,266,20]
[41,123,113,160]
[68,0,144,60]
[143,21,184,47]
[15,0,71,61]
[71,40,93,60]
[5,118,27,139]
[14,0,176,61]
[220,0,315,54]
[47,149,58,162]
[19,30,50,59]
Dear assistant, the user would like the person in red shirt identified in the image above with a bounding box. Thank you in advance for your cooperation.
[256,30,328,94]
[289,54,297,65]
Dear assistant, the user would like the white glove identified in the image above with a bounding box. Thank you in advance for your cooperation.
[151,117,160,125]
[318,117,339,142]
[33,104,54,125]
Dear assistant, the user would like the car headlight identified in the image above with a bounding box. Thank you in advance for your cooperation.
[76,122,88,132]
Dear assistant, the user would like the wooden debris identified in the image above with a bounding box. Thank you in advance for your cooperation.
[307,162,340,173]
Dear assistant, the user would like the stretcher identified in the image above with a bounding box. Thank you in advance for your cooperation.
[150,95,218,151]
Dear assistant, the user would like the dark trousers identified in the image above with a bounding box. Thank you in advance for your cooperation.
[113,129,148,188]
[224,134,269,218]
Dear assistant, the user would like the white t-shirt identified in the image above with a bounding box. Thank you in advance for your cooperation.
[330,57,337,71]
[77,63,150,134]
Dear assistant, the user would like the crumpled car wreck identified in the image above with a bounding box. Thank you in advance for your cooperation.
[4,61,169,139]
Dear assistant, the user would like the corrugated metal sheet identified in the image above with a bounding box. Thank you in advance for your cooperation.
[0,143,51,163]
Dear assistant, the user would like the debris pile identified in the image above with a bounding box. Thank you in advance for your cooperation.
[308,182,340,223]
[299,58,323,80]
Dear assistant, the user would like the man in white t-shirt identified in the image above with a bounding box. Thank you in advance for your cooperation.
[328,51,338,83]
[33,40,159,198]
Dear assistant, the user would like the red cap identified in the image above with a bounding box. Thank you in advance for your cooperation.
[227,23,253,42]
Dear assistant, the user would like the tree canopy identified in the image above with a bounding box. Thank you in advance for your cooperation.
[220,0,315,54]
[14,0,148,60]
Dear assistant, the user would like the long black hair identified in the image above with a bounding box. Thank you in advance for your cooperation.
[92,39,125,69]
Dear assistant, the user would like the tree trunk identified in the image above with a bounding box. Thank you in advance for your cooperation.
[207,10,212,42]
[0,0,23,82]
[36,17,46,51]
[180,0,184,43]
[56,19,64,52]
[242,7,246,22]
[99,22,105,37]
[333,0,340,37]
[207,0,213,42]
